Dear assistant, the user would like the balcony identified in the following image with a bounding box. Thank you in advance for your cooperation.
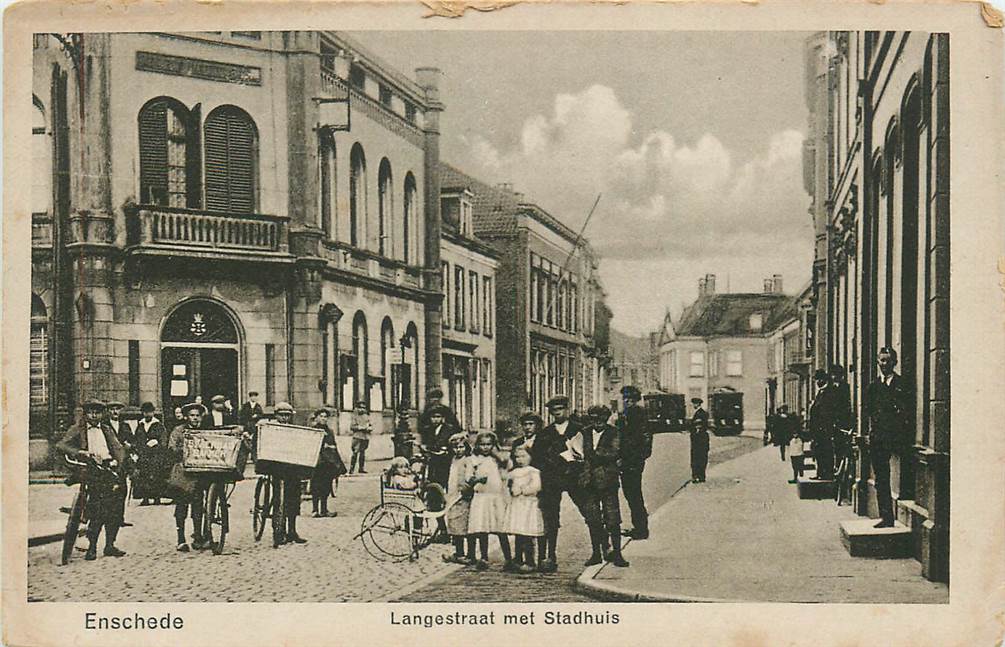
[126,205,292,264]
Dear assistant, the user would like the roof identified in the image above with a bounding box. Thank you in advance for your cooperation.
[674,293,794,338]
[439,163,522,236]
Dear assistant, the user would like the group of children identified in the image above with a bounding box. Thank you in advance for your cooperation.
[384,430,544,574]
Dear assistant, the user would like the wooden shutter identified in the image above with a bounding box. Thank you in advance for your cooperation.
[139,102,168,205]
[204,108,256,213]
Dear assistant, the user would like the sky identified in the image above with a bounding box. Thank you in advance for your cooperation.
[350,31,815,336]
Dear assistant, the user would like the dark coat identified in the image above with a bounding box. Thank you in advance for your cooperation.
[581,424,621,492]
[202,410,236,428]
[239,401,264,431]
[418,405,462,447]
[808,384,842,437]
[106,418,136,450]
[314,422,347,480]
[691,407,709,434]
[425,422,459,489]
[619,403,652,467]
[865,373,911,451]
[134,418,168,449]
[531,419,585,492]
[56,421,127,464]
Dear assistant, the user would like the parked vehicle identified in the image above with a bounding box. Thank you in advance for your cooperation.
[709,388,744,436]
[643,393,687,433]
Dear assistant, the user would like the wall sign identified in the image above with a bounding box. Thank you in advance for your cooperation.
[136,51,262,86]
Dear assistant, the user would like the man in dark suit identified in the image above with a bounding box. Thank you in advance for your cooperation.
[865,347,911,528]
[689,397,710,482]
[202,394,235,428]
[808,369,839,480]
[418,388,461,447]
[56,399,128,560]
[239,391,264,433]
[583,405,629,567]
[619,385,651,541]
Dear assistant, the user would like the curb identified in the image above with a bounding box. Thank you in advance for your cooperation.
[573,568,747,603]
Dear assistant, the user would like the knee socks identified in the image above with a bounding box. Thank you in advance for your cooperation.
[497,534,512,562]
[478,533,489,560]
[465,535,476,559]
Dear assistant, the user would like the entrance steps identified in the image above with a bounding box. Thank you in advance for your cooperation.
[839,518,912,558]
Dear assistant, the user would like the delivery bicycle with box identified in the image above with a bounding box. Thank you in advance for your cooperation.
[251,402,325,548]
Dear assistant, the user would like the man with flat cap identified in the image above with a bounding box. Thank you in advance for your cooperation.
[513,411,543,452]
[619,385,651,540]
[270,402,309,546]
[57,399,128,560]
[168,402,209,551]
[418,388,461,448]
[203,394,236,428]
[103,400,136,526]
[689,397,710,483]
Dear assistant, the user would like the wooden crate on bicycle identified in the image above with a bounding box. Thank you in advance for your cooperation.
[182,427,249,481]
[254,422,324,478]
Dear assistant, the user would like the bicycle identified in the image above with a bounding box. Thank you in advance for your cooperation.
[251,421,325,546]
[60,453,123,566]
[833,429,855,506]
[180,427,248,555]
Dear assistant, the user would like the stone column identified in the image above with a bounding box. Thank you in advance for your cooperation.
[416,67,444,408]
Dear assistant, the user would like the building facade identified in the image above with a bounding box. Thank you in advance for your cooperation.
[30,31,446,465]
[606,329,661,408]
[659,274,792,434]
[439,184,498,433]
[439,164,609,429]
[765,284,814,421]
[804,31,950,581]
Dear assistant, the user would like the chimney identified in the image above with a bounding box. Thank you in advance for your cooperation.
[772,274,783,293]
[698,277,707,296]
[706,273,716,294]
[764,278,774,293]
[414,67,442,102]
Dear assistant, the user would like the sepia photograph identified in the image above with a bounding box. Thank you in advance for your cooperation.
[3,2,1003,645]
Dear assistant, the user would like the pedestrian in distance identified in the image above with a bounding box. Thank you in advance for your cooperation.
[443,432,476,565]
[271,402,308,546]
[465,431,514,571]
[311,408,346,518]
[506,444,545,574]
[618,385,651,541]
[584,405,629,567]
[56,399,128,561]
[771,404,793,463]
[865,347,911,528]
[689,397,710,483]
[134,401,168,506]
[786,409,808,484]
[168,402,209,552]
[348,400,372,475]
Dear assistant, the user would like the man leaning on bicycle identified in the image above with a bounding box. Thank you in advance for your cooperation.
[56,399,129,561]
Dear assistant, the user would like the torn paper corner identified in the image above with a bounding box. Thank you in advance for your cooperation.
[421,0,520,19]
[981,1,1004,28]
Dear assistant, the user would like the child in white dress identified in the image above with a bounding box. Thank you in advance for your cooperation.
[506,444,544,574]
[443,432,474,564]
[466,432,514,570]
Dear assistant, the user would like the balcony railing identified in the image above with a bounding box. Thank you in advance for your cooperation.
[321,239,425,290]
[129,205,289,254]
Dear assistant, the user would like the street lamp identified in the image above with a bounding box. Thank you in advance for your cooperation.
[393,334,413,458]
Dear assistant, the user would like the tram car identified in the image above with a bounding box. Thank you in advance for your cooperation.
[709,388,744,436]
[643,393,687,433]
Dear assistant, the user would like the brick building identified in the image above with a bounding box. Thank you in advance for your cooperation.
[803,31,950,581]
[30,31,446,465]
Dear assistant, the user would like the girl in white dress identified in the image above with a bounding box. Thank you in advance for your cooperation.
[443,433,474,564]
[506,444,544,574]
[466,432,513,570]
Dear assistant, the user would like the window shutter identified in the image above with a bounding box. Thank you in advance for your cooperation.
[205,108,256,213]
[139,102,168,205]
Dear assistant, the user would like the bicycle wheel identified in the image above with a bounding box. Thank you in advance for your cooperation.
[359,502,415,562]
[253,477,271,542]
[203,482,229,555]
[61,489,85,566]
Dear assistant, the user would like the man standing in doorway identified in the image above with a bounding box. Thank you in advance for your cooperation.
[203,395,235,428]
[865,347,910,528]
[689,397,710,483]
[619,386,651,540]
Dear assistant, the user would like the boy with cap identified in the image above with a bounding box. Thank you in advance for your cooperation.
[584,405,629,567]
[418,388,461,448]
[690,397,710,483]
[271,402,308,546]
[168,402,209,551]
[56,399,129,560]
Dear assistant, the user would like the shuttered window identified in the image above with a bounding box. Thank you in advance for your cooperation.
[138,98,199,208]
[204,106,257,213]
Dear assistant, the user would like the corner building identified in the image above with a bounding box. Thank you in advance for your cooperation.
[30,31,445,463]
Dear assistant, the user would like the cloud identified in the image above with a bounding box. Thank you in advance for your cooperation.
[455,85,813,334]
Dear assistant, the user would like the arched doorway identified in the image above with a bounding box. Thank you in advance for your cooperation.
[161,299,241,413]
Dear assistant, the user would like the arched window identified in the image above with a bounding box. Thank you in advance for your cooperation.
[30,294,48,412]
[349,144,367,247]
[204,105,257,213]
[377,158,392,257]
[138,97,200,208]
[32,99,51,216]
[403,172,417,263]
[319,131,336,238]
[380,317,395,409]
[351,311,368,408]
[405,322,419,409]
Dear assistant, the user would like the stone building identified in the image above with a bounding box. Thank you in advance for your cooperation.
[30,31,446,464]
[658,274,793,434]
[804,31,949,581]
[439,164,609,429]
[606,329,661,408]
[765,283,814,421]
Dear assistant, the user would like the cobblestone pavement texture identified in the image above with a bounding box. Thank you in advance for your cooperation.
[27,455,466,603]
[397,433,761,603]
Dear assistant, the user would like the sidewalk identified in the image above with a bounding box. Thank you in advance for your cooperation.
[576,444,949,603]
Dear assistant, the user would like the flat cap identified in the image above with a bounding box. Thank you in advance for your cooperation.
[426,388,444,399]
[546,395,570,408]
[105,400,126,409]
[587,404,612,419]
[313,407,330,417]
[518,411,543,424]
[81,399,106,412]
[210,394,227,403]
[427,404,451,417]
[691,397,703,405]
[274,402,295,414]
[181,402,207,417]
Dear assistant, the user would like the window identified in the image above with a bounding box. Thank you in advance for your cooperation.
[545,272,554,327]
[571,283,579,333]
[350,63,365,89]
[29,295,48,411]
[319,132,336,238]
[459,198,473,236]
[556,281,564,330]
[726,350,743,377]
[441,262,450,330]
[265,343,276,406]
[352,311,368,407]
[32,100,50,215]
[349,144,366,247]
[379,84,392,107]
[454,265,466,330]
[483,276,493,336]
[689,351,705,377]
[529,258,539,323]
[749,313,763,332]
[404,102,417,124]
[709,351,719,378]
[469,270,480,334]
[403,173,416,263]
[378,158,392,256]
[381,317,394,409]
[204,106,257,213]
[139,97,200,208]
[128,340,140,405]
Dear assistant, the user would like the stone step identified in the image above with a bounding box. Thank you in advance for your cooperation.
[839,518,912,558]
[797,476,834,499]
